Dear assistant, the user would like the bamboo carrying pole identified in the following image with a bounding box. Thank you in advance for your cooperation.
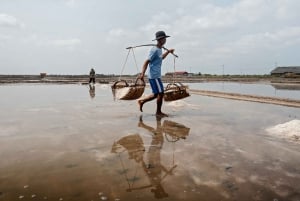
[126,44,178,58]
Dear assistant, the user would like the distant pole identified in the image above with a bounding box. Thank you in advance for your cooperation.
[222,64,224,77]
[275,62,278,67]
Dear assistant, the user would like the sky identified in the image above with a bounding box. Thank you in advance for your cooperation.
[1,0,300,75]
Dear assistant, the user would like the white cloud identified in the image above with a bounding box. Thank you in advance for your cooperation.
[194,5,237,30]
[65,0,77,8]
[108,28,126,37]
[170,2,248,33]
[273,26,300,45]
[198,26,300,64]
[0,34,12,41]
[50,38,81,47]
[275,0,300,20]
[105,28,133,44]
[0,13,24,28]
[232,26,300,52]
[233,0,271,22]
[21,35,81,48]
[150,12,173,25]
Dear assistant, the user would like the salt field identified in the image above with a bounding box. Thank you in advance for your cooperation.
[0,83,300,201]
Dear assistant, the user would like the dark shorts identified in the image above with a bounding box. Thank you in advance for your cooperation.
[89,77,95,83]
[149,78,164,94]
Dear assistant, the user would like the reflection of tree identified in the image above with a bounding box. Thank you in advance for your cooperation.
[111,116,190,199]
[89,84,95,99]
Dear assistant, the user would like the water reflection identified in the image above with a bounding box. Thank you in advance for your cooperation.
[111,116,190,199]
[189,82,300,100]
[162,119,190,142]
[271,83,300,90]
[89,84,95,99]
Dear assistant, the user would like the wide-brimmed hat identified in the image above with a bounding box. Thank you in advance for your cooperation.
[152,31,170,41]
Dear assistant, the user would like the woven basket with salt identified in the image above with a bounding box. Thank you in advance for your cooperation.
[111,78,145,100]
[164,82,190,102]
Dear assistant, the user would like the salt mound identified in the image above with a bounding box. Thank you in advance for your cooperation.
[266,119,300,141]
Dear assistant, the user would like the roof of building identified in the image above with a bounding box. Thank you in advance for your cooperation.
[271,66,300,74]
[165,71,188,75]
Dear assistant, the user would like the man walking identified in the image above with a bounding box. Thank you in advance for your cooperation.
[138,31,175,117]
[89,68,96,84]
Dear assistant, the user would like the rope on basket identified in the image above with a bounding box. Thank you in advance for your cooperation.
[119,48,139,81]
[171,56,177,83]
[112,47,145,101]
[164,50,190,102]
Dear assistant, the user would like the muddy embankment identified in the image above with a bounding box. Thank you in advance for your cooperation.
[189,89,300,108]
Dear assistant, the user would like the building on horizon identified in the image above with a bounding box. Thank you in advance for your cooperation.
[270,66,300,77]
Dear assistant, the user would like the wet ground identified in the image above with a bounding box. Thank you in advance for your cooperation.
[0,84,300,201]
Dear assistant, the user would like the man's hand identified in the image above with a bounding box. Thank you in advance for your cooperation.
[168,49,175,54]
[162,48,175,59]
[139,73,144,81]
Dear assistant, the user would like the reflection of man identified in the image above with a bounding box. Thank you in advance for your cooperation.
[138,115,171,198]
[111,116,190,199]
[89,84,95,99]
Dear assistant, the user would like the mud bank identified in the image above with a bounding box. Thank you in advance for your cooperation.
[190,89,300,108]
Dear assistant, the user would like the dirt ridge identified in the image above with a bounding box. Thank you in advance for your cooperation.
[190,89,300,108]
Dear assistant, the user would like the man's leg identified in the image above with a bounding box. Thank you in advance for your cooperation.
[156,93,167,116]
[138,94,157,112]
[138,78,164,113]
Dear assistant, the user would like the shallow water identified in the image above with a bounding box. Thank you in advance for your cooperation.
[188,82,300,100]
[0,84,300,201]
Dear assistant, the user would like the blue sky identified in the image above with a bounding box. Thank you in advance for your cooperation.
[1,0,300,75]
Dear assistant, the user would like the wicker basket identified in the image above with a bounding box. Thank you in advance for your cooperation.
[111,78,145,100]
[164,82,190,102]
[163,120,190,142]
